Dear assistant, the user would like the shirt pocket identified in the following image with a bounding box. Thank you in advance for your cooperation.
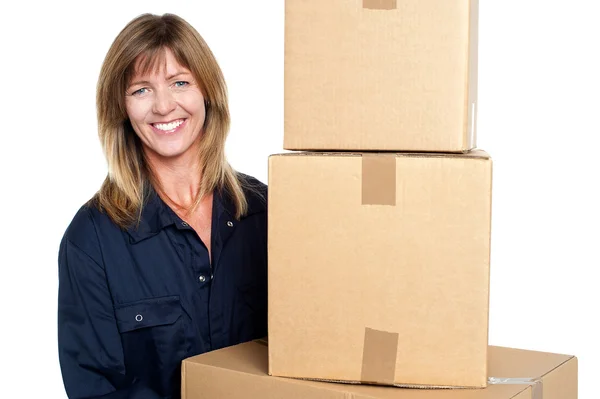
[114,296,186,396]
[115,295,182,332]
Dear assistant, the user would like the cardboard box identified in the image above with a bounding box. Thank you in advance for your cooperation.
[268,151,492,387]
[181,340,578,399]
[284,0,479,152]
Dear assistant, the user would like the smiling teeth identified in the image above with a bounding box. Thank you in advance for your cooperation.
[154,120,184,131]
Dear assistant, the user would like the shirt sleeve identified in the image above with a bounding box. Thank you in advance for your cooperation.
[58,237,164,399]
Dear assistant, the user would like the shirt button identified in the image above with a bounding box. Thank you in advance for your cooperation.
[135,314,143,322]
[199,275,206,283]
[182,222,189,227]
[227,221,233,227]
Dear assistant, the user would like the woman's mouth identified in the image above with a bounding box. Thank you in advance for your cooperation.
[151,118,187,134]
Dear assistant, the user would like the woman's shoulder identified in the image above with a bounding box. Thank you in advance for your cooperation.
[236,172,267,215]
[61,198,118,257]
[237,172,267,193]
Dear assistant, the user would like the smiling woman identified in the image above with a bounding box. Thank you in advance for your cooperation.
[57,13,268,399]
[125,49,207,163]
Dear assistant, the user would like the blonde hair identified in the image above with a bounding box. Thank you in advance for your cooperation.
[93,13,252,228]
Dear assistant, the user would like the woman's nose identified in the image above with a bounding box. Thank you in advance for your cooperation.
[152,88,177,115]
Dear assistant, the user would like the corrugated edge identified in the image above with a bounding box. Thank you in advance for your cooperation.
[280,375,471,389]
[481,152,493,390]
[282,145,478,153]
[269,150,490,160]
[267,157,275,377]
[282,0,292,152]
[463,0,479,150]
[180,359,187,399]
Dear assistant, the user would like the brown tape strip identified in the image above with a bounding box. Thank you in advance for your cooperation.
[363,0,397,10]
[361,154,396,206]
[361,327,399,384]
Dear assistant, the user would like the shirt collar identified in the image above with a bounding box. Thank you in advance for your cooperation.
[125,187,177,244]
[125,183,266,244]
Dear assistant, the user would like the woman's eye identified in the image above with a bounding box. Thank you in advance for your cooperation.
[174,81,189,88]
[131,87,148,96]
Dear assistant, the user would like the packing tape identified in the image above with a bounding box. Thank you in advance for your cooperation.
[363,0,397,10]
[488,377,543,399]
[360,347,544,393]
[361,154,396,206]
[360,327,399,384]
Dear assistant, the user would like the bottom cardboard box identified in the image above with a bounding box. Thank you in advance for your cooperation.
[181,340,577,399]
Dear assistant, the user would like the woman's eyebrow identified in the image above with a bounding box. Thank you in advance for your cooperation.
[166,71,190,80]
[128,79,150,87]
[128,72,190,87]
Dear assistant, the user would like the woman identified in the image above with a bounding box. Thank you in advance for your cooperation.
[58,13,267,399]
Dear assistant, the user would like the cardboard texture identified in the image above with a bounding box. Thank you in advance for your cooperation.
[284,0,479,152]
[268,151,492,388]
[181,341,578,399]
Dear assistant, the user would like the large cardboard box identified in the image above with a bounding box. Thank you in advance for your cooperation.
[284,0,479,152]
[268,151,492,387]
[181,340,578,399]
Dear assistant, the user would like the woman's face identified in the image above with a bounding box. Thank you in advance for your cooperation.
[125,48,206,163]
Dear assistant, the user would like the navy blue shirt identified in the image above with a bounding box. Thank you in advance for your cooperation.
[58,176,267,399]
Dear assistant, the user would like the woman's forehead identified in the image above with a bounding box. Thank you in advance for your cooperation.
[131,48,191,81]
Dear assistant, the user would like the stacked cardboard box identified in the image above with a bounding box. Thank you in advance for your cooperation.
[182,340,577,399]
[267,151,492,387]
[283,0,479,152]
[181,0,578,397]
[269,0,488,388]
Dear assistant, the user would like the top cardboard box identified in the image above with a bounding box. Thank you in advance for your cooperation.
[284,0,479,152]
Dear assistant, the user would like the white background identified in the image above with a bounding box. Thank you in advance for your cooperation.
[0,1,598,397]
